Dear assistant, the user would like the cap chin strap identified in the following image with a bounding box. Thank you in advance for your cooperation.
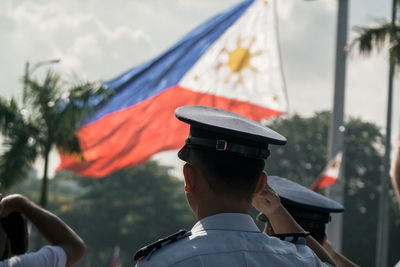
[186,136,270,159]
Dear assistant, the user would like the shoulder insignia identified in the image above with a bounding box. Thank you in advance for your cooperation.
[272,231,310,244]
[134,229,189,261]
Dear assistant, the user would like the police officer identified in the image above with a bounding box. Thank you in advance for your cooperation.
[134,106,335,266]
[257,176,359,267]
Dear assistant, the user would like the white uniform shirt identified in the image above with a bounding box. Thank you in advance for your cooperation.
[0,245,67,267]
[136,213,332,267]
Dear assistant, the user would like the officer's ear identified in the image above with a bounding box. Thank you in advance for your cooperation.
[183,163,196,193]
[254,171,267,195]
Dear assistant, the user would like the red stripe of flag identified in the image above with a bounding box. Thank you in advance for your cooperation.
[58,86,281,177]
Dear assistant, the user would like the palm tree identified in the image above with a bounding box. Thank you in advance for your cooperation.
[0,71,109,207]
[351,0,400,66]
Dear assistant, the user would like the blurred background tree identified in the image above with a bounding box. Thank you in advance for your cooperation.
[0,71,109,207]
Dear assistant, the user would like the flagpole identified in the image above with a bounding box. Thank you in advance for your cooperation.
[375,0,396,265]
[325,0,348,253]
[273,0,290,115]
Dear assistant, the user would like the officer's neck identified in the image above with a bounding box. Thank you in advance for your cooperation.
[196,193,251,221]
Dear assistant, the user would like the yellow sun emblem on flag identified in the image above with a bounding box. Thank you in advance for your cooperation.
[331,161,339,169]
[216,35,263,84]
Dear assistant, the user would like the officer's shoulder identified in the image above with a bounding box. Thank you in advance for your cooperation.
[134,229,190,262]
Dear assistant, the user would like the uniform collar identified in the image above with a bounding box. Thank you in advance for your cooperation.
[191,213,260,234]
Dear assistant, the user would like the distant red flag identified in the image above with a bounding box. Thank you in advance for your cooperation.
[310,151,343,191]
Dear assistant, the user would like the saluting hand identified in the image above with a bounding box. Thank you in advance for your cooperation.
[252,182,281,217]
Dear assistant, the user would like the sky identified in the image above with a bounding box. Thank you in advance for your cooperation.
[0,0,398,178]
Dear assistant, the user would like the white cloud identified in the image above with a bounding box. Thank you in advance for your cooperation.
[6,1,91,31]
[276,0,336,116]
[346,49,388,124]
[276,0,293,20]
[0,0,155,93]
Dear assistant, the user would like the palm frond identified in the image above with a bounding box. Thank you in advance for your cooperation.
[26,71,62,105]
[389,38,400,66]
[54,81,111,154]
[0,123,39,190]
[351,21,393,56]
[25,71,63,130]
[0,98,22,136]
[1,71,111,190]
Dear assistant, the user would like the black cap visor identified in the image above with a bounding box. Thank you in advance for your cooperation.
[178,144,189,161]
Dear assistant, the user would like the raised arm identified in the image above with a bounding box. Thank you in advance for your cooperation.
[323,240,359,267]
[0,194,86,267]
[252,180,336,266]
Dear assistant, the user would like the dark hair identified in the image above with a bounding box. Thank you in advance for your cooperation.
[283,205,328,244]
[190,148,265,201]
[262,210,326,244]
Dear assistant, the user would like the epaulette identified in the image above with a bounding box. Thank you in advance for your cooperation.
[134,229,189,261]
[272,231,310,244]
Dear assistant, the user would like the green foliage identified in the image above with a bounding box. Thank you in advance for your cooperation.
[266,111,330,186]
[53,162,195,266]
[352,22,391,55]
[22,71,110,155]
[351,1,400,67]
[341,119,384,266]
[264,112,399,267]
[0,71,110,203]
[0,98,38,189]
[0,98,21,135]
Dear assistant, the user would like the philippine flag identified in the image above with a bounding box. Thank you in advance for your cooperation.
[310,151,343,191]
[58,0,288,177]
